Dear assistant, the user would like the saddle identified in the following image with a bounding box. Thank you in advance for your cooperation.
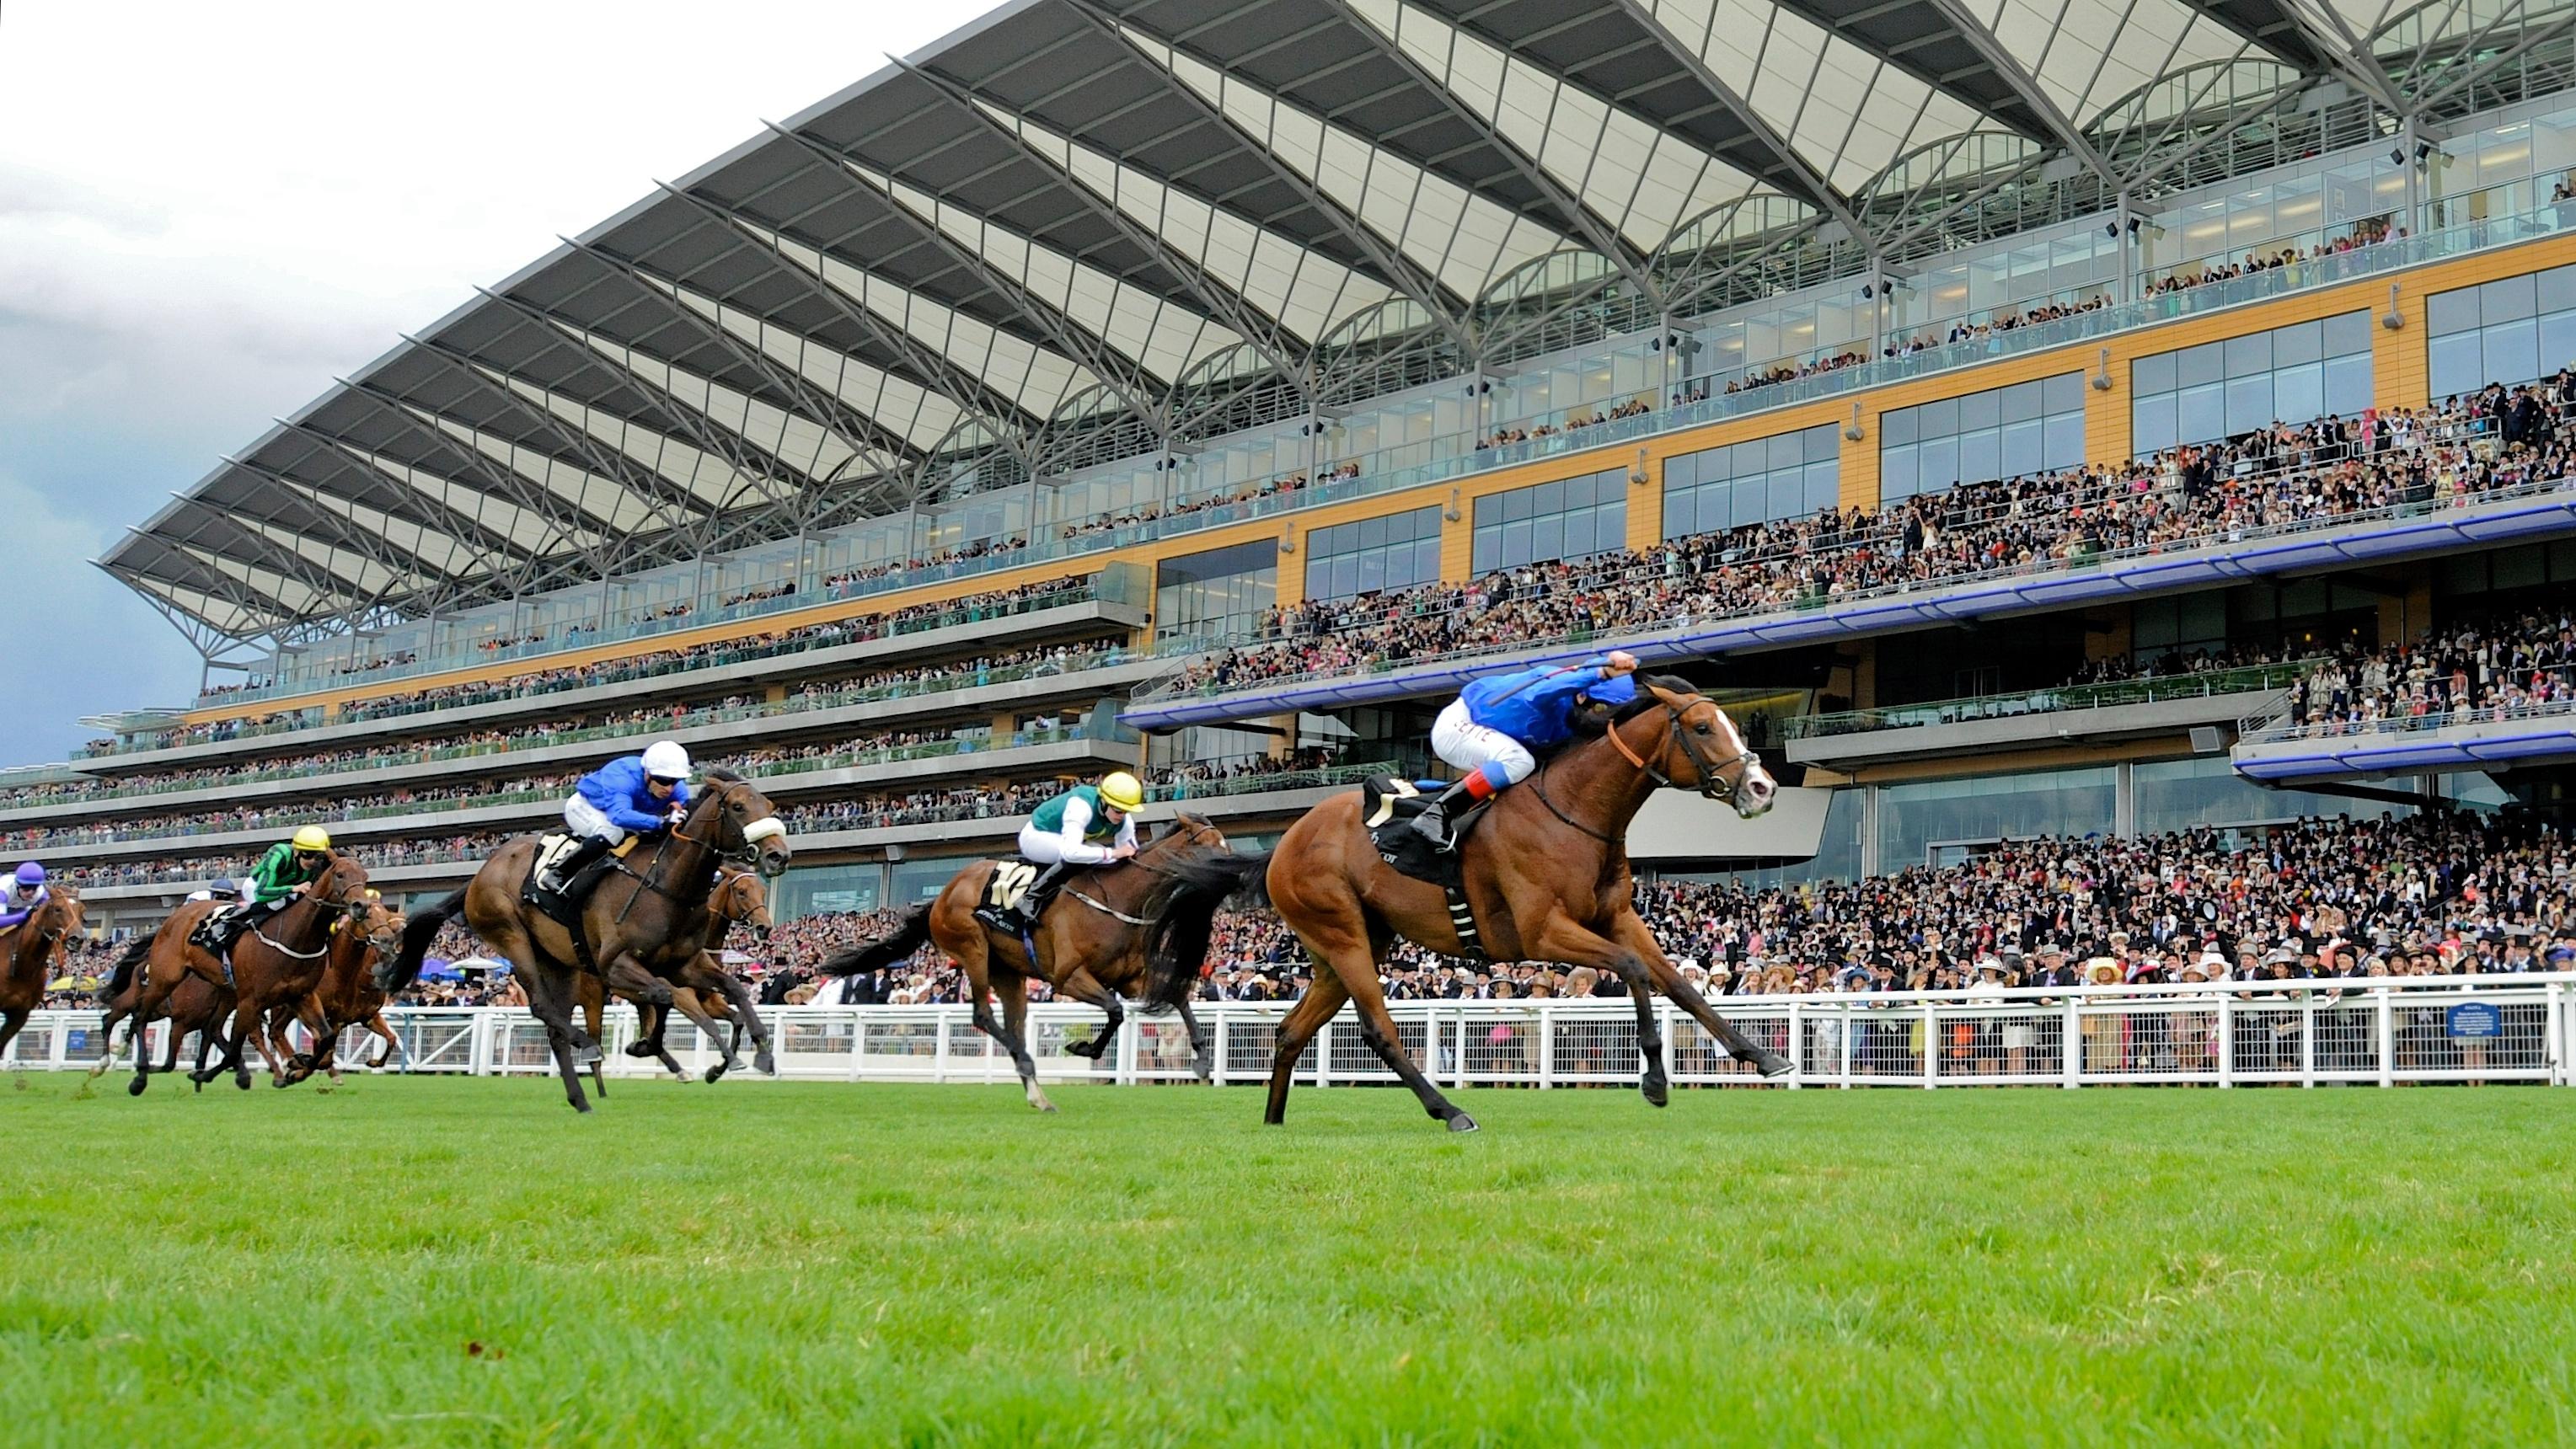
[1361,778,1490,960]
[522,832,637,930]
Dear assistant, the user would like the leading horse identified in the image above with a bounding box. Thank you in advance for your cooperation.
[817,814,1231,1112]
[0,886,84,1062]
[379,767,791,1113]
[573,864,780,1092]
[1156,678,1793,1131]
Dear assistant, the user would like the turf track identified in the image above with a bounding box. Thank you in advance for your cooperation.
[2,1073,2569,1446]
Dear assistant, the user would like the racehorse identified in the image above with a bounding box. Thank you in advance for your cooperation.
[281,890,408,1085]
[380,767,791,1113]
[0,886,84,1062]
[572,865,779,1091]
[1154,678,1792,1132]
[114,856,380,1093]
[817,815,1230,1112]
[91,938,241,1092]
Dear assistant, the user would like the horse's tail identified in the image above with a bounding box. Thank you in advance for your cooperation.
[1143,851,1272,1006]
[378,888,466,994]
[99,936,151,1004]
[816,904,930,978]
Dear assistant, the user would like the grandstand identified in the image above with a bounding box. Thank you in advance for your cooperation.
[24,0,2576,944]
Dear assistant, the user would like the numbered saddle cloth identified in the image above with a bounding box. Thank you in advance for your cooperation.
[1359,778,1489,960]
[985,860,1039,914]
[522,832,636,928]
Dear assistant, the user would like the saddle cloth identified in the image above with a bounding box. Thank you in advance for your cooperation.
[1360,778,1489,960]
[985,860,1039,913]
[522,832,637,929]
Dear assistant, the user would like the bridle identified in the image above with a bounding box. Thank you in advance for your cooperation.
[1602,692,1762,801]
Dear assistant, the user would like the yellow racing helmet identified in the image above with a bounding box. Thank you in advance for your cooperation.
[291,826,333,853]
[1097,771,1145,813]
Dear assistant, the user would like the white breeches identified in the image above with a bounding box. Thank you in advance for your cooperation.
[565,795,626,844]
[1018,823,1088,866]
[1432,699,1537,784]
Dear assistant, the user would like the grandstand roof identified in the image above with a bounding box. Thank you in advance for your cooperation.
[104,0,2573,652]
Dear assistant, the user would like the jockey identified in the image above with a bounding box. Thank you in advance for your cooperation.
[201,826,334,952]
[1408,650,1642,852]
[0,862,48,932]
[987,770,1144,931]
[541,740,693,895]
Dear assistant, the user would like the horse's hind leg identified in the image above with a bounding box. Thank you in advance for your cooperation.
[664,989,738,1084]
[991,972,1052,1113]
[1262,965,1347,1126]
[702,968,773,1077]
[1341,952,1476,1131]
[364,1013,403,1072]
[0,1008,25,1065]
[87,1005,126,1078]
[520,961,592,1113]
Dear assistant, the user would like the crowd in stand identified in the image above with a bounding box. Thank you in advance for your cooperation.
[2275,606,2576,735]
[1475,397,1654,451]
[2144,219,2400,299]
[99,576,1095,757]
[1162,382,2571,698]
[13,639,1132,815]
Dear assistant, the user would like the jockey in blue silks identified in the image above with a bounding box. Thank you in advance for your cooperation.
[1407,650,1641,852]
[540,740,694,895]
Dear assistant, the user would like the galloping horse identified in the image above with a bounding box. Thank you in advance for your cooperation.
[91,938,237,1093]
[281,890,408,1085]
[113,856,381,1093]
[572,864,779,1091]
[817,815,1231,1112]
[1158,678,1792,1132]
[380,767,791,1113]
[0,886,84,1061]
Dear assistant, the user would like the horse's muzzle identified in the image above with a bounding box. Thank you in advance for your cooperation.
[753,925,773,944]
[758,846,793,879]
[1733,770,1779,818]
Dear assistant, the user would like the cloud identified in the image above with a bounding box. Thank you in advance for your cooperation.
[0,0,1000,768]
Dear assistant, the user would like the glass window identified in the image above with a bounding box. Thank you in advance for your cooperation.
[1663,425,1840,539]
[1879,375,2083,495]
[1475,469,1626,571]
[2134,757,2402,834]
[1306,506,1441,602]
[2427,263,2576,392]
[2134,312,2371,446]
[1877,767,2118,870]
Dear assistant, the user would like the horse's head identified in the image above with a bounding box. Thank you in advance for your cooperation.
[714,866,774,942]
[1613,680,1777,818]
[688,768,793,878]
[317,854,377,911]
[1143,811,1228,859]
[346,887,404,959]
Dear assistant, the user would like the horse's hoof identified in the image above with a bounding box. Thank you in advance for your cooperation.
[572,1045,602,1067]
[234,1073,252,1091]
[1756,1053,1797,1080]
[127,1076,147,1097]
[1445,1113,1480,1133]
[1641,1079,1669,1108]
[701,1066,726,1084]
[623,1042,657,1059]
[754,1051,777,1076]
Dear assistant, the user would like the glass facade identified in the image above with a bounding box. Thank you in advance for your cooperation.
[1879,373,2086,501]
[1470,469,1629,573]
[1155,539,1277,643]
[1877,766,2119,870]
[2132,311,2374,451]
[2133,757,2404,836]
[1662,425,1840,539]
[770,863,885,920]
[1304,506,1443,602]
[2427,262,2576,399]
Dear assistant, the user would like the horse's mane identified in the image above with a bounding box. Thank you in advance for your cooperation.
[699,766,746,786]
[1572,674,1700,737]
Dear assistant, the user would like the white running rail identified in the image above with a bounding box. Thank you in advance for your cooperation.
[13,976,2571,1091]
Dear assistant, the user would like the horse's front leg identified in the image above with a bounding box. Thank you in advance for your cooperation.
[1615,912,1793,1080]
[1052,965,1124,1061]
[1527,912,1669,1108]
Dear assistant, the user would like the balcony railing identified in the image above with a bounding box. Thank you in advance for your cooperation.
[1790,660,2318,739]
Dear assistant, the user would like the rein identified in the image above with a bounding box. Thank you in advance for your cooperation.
[1528,695,1759,842]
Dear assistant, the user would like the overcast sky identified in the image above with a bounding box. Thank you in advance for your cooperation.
[0,0,993,765]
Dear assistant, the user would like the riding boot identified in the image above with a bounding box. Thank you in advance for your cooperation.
[1405,778,1485,853]
[995,862,1068,934]
[543,835,615,896]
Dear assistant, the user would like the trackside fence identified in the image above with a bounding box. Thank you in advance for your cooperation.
[13,976,2574,1089]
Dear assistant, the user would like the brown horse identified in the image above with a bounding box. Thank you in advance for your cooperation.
[817,815,1231,1112]
[380,768,792,1112]
[114,856,381,1093]
[90,937,243,1093]
[280,891,408,1085]
[0,886,85,1061]
[1156,678,1793,1132]
[574,865,779,1090]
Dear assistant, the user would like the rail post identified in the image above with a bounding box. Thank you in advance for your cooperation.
[2300,992,2316,1088]
[1784,1001,1803,1088]
[1924,1004,1938,1090]
[1537,1002,1555,1089]
[1208,1003,1229,1085]
[1116,1008,1139,1086]
[2217,992,2234,1088]
[2376,989,2395,1088]
[2063,996,2082,1088]
[934,1010,951,1084]
[2550,982,2567,1087]
[847,1013,865,1083]
[1314,1019,1331,1088]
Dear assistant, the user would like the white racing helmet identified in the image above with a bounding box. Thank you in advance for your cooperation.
[641,740,692,782]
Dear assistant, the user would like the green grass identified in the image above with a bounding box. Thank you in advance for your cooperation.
[3,1074,2571,1447]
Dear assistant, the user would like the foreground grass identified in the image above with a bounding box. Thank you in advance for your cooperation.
[1,1073,2570,1447]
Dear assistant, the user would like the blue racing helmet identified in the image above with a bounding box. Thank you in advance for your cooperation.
[12,861,42,887]
[210,878,238,896]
